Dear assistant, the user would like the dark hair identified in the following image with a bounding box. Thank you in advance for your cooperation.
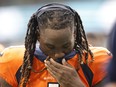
[19,3,93,87]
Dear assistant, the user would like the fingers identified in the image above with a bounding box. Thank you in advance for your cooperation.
[45,63,58,78]
[45,58,61,70]
[44,58,77,83]
[62,58,72,68]
[45,58,72,69]
[45,59,58,71]
[44,59,61,79]
[44,58,73,75]
[46,56,50,61]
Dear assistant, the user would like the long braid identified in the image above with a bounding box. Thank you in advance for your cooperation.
[74,11,94,64]
[64,5,94,64]
[19,14,38,87]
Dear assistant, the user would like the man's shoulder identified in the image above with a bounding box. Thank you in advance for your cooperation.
[89,46,112,57]
[0,45,25,63]
[90,46,109,52]
[88,47,112,85]
[0,46,25,86]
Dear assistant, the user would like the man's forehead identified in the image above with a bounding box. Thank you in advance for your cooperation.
[40,28,73,35]
[41,29,72,39]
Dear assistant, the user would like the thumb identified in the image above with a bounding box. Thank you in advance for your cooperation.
[62,58,72,67]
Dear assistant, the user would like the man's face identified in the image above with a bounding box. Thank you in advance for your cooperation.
[38,27,75,60]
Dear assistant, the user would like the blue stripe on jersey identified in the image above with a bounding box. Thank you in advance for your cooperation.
[34,47,77,63]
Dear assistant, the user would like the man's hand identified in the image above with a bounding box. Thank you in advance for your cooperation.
[44,58,85,87]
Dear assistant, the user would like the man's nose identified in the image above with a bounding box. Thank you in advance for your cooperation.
[54,52,65,58]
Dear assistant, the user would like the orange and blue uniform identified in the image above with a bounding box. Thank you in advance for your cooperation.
[0,46,111,87]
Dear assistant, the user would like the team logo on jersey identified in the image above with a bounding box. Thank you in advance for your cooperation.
[48,82,60,87]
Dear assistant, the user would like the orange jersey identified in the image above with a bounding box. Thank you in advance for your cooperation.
[0,46,111,87]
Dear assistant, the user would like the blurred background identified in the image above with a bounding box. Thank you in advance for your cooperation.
[0,0,116,50]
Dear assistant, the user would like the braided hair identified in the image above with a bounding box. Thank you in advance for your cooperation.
[19,3,93,87]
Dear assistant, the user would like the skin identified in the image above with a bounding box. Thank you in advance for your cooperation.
[39,28,75,59]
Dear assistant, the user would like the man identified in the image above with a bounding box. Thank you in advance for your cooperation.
[0,3,111,87]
